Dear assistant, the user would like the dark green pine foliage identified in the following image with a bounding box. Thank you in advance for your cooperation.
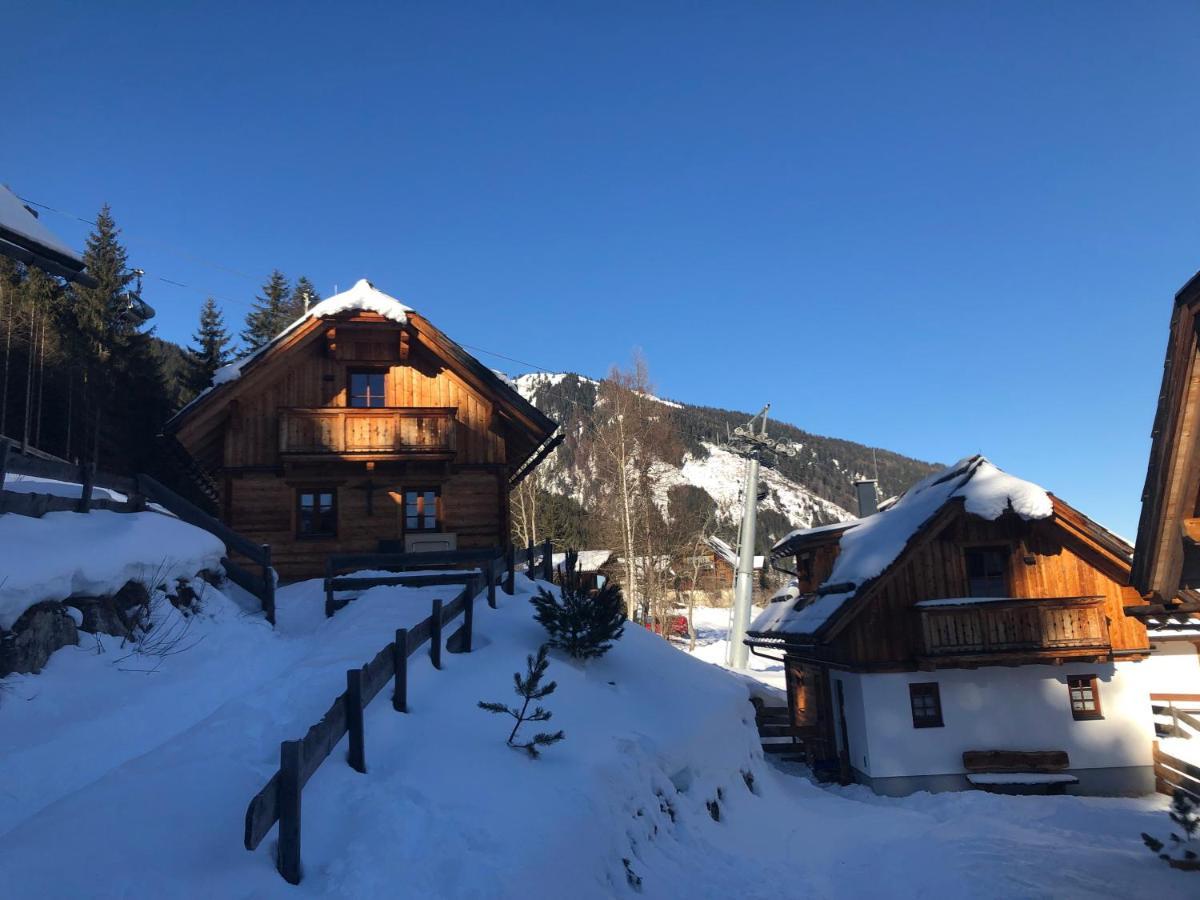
[241,270,293,352]
[188,298,232,394]
[69,206,169,471]
[1142,788,1199,865]
[289,276,320,318]
[478,644,565,759]
[530,550,626,660]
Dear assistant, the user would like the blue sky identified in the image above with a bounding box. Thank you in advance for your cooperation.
[4,2,1199,536]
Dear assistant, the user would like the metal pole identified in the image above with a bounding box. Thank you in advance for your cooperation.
[728,452,760,669]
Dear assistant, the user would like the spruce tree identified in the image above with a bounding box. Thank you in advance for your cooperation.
[188,298,232,394]
[530,550,626,660]
[241,270,292,352]
[289,275,320,319]
[478,644,565,759]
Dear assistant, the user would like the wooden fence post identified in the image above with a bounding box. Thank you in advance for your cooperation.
[346,668,366,773]
[77,461,95,513]
[462,583,475,654]
[430,598,443,670]
[278,740,303,885]
[504,543,515,595]
[542,538,553,582]
[393,628,408,713]
[261,544,276,627]
[526,539,534,578]
[324,557,335,618]
[486,561,497,609]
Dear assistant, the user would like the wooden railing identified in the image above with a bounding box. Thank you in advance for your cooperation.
[0,440,277,625]
[916,596,1110,659]
[323,540,553,617]
[1154,740,1200,802]
[244,542,555,885]
[277,407,456,458]
[1152,693,1200,740]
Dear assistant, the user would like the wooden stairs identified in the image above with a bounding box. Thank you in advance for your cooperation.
[754,702,807,764]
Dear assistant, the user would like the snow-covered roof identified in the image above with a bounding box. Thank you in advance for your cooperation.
[212,279,410,388]
[552,550,613,573]
[751,455,1055,638]
[705,536,764,570]
[0,184,80,263]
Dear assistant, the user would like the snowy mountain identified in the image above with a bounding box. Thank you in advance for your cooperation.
[512,373,940,550]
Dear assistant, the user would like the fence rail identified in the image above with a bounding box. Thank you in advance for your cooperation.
[0,441,277,624]
[1153,740,1200,802]
[245,544,553,884]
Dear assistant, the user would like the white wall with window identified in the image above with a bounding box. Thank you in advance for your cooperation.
[830,662,1156,795]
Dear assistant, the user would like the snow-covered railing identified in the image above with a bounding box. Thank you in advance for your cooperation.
[243,545,554,885]
[0,437,142,514]
[323,540,555,618]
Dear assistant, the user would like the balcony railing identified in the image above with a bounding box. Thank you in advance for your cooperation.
[278,407,456,459]
[915,596,1111,659]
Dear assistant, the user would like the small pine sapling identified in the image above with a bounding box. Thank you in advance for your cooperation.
[1142,788,1200,868]
[530,549,626,660]
[478,644,565,759]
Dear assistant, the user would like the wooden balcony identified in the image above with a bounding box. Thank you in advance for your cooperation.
[278,407,456,460]
[915,596,1111,666]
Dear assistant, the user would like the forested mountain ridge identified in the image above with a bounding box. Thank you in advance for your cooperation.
[512,372,941,551]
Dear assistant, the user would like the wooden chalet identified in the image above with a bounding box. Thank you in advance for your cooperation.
[1128,271,1200,752]
[165,280,559,580]
[747,455,1158,797]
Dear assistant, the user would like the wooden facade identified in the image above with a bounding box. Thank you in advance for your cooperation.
[768,498,1150,673]
[165,283,558,580]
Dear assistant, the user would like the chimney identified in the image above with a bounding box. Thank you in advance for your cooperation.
[854,479,879,518]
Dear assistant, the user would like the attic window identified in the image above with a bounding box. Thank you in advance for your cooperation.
[349,371,386,408]
[964,546,1008,597]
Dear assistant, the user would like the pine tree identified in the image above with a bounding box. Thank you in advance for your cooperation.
[530,550,626,660]
[478,644,565,759]
[188,298,231,393]
[241,270,292,352]
[289,276,320,319]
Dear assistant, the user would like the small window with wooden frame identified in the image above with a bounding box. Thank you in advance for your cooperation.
[348,369,387,408]
[964,545,1009,597]
[404,487,441,533]
[1067,675,1103,720]
[909,682,944,728]
[296,488,337,538]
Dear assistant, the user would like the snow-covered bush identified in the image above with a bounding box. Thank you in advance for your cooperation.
[530,549,625,660]
[478,644,565,759]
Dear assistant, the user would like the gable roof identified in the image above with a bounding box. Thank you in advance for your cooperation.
[749,455,1093,640]
[705,535,763,570]
[0,184,94,285]
[165,279,557,463]
[1132,270,1200,602]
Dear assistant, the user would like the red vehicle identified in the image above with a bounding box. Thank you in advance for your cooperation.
[642,614,689,640]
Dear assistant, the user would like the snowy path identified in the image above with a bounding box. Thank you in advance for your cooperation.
[0,581,1192,898]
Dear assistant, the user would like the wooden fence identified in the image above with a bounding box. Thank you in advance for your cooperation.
[323,540,554,618]
[0,439,277,624]
[1153,740,1200,802]
[244,542,554,885]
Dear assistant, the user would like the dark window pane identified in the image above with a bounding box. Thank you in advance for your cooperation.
[350,372,386,408]
[965,547,1008,597]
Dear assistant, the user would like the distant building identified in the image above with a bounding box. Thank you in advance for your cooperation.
[748,455,1159,797]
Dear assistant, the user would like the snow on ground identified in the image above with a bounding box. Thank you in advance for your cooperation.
[0,508,224,628]
[684,604,786,697]
[0,577,1192,898]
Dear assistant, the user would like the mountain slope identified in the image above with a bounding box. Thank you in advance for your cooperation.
[513,372,940,550]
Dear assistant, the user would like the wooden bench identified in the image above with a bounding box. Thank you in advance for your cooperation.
[962,750,1079,794]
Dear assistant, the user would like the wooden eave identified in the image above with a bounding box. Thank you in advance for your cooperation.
[769,524,854,562]
[1133,273,1200,599]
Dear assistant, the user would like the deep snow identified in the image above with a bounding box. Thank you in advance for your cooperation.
[0,576,1192,898]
